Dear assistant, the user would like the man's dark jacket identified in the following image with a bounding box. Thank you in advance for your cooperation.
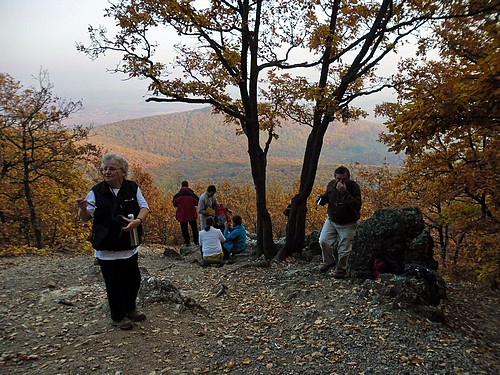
[319,179,362,224]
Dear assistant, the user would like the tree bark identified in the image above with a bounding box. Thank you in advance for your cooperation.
[277,0,392,260]
[276,117,329,260]
[247,121,275,259]
[23,160,43,249]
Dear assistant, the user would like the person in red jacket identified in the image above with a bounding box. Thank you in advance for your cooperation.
[173,181,199,246]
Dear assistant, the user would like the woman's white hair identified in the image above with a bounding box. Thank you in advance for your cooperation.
[102,152,129,177]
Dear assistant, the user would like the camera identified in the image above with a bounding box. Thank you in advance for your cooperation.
[316,195,325,205]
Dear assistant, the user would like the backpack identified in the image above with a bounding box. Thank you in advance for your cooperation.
[215,205,232,227]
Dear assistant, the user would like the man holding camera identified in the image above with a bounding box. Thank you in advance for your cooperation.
[316,166,362,279]
[198,185,218,230]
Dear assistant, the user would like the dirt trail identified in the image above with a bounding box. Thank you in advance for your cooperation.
[1,247,498,374]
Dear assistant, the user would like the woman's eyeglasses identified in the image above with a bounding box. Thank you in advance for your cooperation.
[102,167,122,173]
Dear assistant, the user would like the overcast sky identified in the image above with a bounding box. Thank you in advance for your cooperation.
[0,1,134,96]
[0,0,196,124]
[0,0,399,125]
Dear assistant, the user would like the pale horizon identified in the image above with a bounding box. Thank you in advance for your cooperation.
[0,0,404,125]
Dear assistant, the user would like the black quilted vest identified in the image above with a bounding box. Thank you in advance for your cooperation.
[90,180,142,251]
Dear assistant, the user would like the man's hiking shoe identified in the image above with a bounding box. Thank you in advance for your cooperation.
[127,309,146,322]
[319,263,334,273]
[112,318,133,330]
[333,272,347,280]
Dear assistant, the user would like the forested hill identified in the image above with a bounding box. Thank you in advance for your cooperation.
[90,107,402,189]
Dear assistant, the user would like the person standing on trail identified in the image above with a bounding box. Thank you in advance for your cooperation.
[173,181,199,247]
[76,152,149,330]
[316,166,362,279]
[198,185,218,230]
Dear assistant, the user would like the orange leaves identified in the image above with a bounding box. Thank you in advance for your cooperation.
[377,4,499,281]
[130,166,178,245]
[0,72,97,252]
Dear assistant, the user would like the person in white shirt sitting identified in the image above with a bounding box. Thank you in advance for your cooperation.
[198,216,225,267]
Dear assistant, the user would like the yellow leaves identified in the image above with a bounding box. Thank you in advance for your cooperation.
[0,72,95,252]
[377,6,499,281]
[308,25,334,50]
[399,354,424,366]
[0,245,47,257]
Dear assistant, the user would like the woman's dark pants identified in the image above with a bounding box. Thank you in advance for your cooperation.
[98,253,141,322]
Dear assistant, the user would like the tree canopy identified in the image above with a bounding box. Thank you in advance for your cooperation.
[0,72,99,252]
[377,1,499,282]
[78,0,498,259]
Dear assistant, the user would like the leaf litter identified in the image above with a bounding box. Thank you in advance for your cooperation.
[0,246,498,374]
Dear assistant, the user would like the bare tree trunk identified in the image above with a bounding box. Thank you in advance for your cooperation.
[438,226,447,267]
[247,122,275,259]
[23,174,43,249]
[277,118,329,260]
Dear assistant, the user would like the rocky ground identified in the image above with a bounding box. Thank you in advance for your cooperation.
[1,245,498,374]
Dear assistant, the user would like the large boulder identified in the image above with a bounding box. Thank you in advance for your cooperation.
[301,230,322,261]
[350,207,438,279]
[138,276,203,311]
[361,263,448,311]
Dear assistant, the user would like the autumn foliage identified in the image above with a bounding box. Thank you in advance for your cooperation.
[3,0,498,287]
[376,2,499,284]
[135,165,406,247]
[0,72,100,255]
[2,65,497,285]
[81,0,470,258]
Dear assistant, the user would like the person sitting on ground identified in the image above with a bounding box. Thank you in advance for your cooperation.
[222,215,247,260]
[198,216,225,267]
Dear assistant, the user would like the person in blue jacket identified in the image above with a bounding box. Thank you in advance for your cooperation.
[222,215,247,260]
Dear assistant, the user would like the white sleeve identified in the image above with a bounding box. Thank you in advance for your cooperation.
[198,194,205,212]
[85,190,96,217]
[136,187,149,209]
[218,229,225,243]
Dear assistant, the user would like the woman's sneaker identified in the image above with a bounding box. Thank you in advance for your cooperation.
[112,318,133,330]
[127,309,146,321]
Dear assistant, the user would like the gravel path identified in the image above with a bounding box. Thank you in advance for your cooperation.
[1,247,498,374]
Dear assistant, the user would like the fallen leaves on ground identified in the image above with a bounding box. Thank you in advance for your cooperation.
[1,247,499,374]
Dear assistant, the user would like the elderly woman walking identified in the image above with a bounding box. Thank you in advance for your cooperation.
[76,152,149,330]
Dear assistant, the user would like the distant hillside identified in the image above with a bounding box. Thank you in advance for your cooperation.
[90,107,402,190]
